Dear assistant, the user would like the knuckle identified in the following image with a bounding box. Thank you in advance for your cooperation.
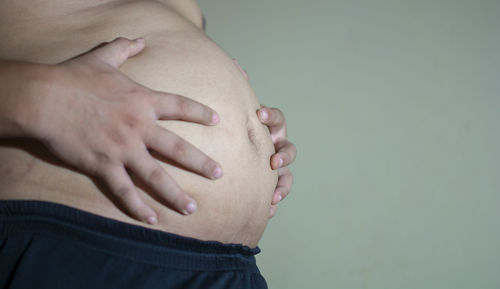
[127,87,153,108]
[282,167,292,176]
[84,160,102,177]
[147,166,164,184]
[275,140,288,151]
[271,108,285,124]
[282,151,292,164]
[117,45,131,60]
[95,151,112,164]
[114,37,130,46]
[177,98,190,115]
[107,129,128,147]
[126,86,141,96]
[127,85,147,97]
[283,178,292,191]
[283,185,291,194]
[273,107,284,117]
[142,90,156,105]
[115,186,134,199]
[172,140,186,157]
[97,67,115,78]
[122,114,143,130]
[118,111,151,136]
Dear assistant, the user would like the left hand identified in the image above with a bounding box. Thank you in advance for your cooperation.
[257,105,297,218]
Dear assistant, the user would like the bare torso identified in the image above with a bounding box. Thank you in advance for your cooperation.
[0,0,277,247]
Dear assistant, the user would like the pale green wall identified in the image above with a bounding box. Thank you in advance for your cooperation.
[199,1,500,288]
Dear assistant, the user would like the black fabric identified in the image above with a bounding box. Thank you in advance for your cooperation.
[0,200,267,289]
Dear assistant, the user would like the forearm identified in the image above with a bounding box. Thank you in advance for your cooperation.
[0,59,48,138]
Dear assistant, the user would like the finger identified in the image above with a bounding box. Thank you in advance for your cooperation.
[88,37,145,68]
[274,167,293,203]
[270,141,297,170]
[271,190,282,205]
[152,92,219,125]
[257,106,286,130]
[100,165,158,224]
[269,204,278,218]
[145,126,223,180]
[125,149,197,215]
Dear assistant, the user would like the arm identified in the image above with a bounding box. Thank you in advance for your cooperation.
[0,60,44,138]
[0,37,223,224]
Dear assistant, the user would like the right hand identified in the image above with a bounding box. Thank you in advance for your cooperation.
[30,37,223,225]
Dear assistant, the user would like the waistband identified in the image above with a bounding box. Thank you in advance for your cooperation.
[0,200,261,271]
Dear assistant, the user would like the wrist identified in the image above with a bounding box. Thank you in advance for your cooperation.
[20,63,58,141]
[0,60,55,139]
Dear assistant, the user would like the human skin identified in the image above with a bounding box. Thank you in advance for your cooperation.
[0,41,222,225]
[233,58,296,217]
[0,0,296,247]
[258,105,296,218]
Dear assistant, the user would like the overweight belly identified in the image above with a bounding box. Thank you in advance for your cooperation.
[0,1,277,247]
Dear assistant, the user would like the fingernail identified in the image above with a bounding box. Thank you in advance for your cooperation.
[272,157,282,170]
[211,112,219,125]
[146,215,157,225]
[273,193,282,203]
[186,202,197,214]
[213,167,223,179]
[258,109,268,121]
[135,38,145,44]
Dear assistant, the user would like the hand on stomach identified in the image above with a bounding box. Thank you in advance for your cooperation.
[0,1,278,247]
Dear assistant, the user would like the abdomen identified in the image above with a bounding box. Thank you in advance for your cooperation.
[120,28,278,247]
[0,1,277,247]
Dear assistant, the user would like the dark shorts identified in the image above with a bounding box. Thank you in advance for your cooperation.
[0,200,267,289]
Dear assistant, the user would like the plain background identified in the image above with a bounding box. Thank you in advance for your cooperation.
[199,1,500,288]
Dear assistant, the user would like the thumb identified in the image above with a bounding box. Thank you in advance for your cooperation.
[87,37,145,68]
